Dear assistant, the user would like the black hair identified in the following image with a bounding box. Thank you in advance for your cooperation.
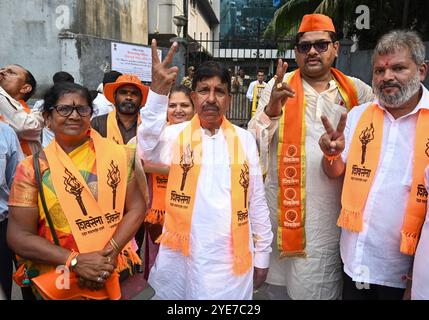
[295,31,338,46]
[170,84,194,108]
[192,61,231,94]
[43,82,94,113]
[103,70,122,86]
[53,71,75,84]
[14,64,37,102]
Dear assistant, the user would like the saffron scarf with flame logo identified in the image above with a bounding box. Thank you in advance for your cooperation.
[278,68,359,257]
[340,103,429,255]
[159,115,252,275]
[107,109,141,145]
[38,130,129,299]
[144,174,168,229]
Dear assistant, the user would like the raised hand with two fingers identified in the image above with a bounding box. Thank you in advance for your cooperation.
[265,59,296,117]
[150,39,180,96]
[319,113,347,158]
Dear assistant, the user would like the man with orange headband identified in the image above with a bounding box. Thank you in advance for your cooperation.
[248,14,373,300]
[320,30,428,300]
[0,65,44,156]
[91,74,149,145]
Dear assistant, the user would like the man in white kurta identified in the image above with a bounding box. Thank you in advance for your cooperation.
[247,14,373,300]
[137,55,273,300]
[320,30,428,300]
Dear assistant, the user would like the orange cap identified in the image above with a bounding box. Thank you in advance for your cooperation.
[104,74,149,106]
[298,14,336,33]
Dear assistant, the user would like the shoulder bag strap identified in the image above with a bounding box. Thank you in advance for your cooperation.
[33,151,60,246]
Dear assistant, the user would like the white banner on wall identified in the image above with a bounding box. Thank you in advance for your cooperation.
[111,42,162,82]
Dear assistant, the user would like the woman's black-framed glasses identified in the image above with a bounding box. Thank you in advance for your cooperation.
[296,41,333,54]
[52,105,93,117]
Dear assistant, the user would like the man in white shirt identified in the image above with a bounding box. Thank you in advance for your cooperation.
[246,70,267,103]
[412,167,429,300]
[319,30,428,300]
[0,65,43,155]
[248,14,373,300]
[137,40,273,300]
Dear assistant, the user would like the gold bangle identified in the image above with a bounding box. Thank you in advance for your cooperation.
[109,238,121,253]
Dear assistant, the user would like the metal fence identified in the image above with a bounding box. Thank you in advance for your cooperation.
[187,34,294,128]
[226,92,252,128]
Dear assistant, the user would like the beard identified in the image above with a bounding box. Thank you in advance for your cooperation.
[117,101,139,115]
[373,73,421,109]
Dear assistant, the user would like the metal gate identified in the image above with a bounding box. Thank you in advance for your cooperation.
[187,34,294,128]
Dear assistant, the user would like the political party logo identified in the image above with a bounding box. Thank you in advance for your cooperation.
[284,166,297,179]
[287,145,298,157]
[284,145,299,164]
[359,123,374,165]
[180,144,194,191]
[284,188,296,201]
[239,163,250,209]
[64,169,87,216]
[285,210,298,223]
[107,161,121,210]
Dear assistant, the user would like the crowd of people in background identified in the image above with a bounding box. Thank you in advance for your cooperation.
[0,13,429,301]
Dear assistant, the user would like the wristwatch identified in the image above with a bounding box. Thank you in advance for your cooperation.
[70,255,79,270]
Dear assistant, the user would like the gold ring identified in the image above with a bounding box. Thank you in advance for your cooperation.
[107,256,112,263]
[276,83,283,89]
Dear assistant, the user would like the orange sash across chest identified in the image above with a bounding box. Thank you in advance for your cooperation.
[277,68,358,257]
[340,104,429,255]
[158,116,252,275]
[33,130,128,300]
[107,110,141,145]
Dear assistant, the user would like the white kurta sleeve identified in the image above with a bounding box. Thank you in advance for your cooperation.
[245,131,273,269]
[0,95,43,141]
[246,81,255,102]
[247,77,282,175]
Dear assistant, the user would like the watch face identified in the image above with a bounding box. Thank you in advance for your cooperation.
[71,258,78,268]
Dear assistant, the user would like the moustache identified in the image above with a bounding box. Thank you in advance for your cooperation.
[202,104,220,112]
[379,82,402,90]
[305,57,321,63]
[120,101,137,109]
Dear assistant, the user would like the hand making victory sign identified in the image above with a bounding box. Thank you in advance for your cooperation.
[319,113,347,156]
[319,113,348,178]
[265,59,296,118]
[150,39,179,96]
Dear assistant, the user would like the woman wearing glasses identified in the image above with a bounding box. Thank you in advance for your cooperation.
[7,82,146,300]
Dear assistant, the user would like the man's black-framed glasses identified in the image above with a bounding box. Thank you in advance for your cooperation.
[296,41,333,54]
[52,105,93,117]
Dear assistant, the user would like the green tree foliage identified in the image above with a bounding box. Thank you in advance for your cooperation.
[265,0,429,49]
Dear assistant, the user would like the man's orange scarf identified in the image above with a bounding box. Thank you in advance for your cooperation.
[144,174,168,228]
[18,100,33,156]
[339,103,429,255]
[277,68,358,257]
[32,130,136,300]
[158,115,252,275]
[107,110,141,145]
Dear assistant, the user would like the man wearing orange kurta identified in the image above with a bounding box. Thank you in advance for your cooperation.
[248,14,374,299]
